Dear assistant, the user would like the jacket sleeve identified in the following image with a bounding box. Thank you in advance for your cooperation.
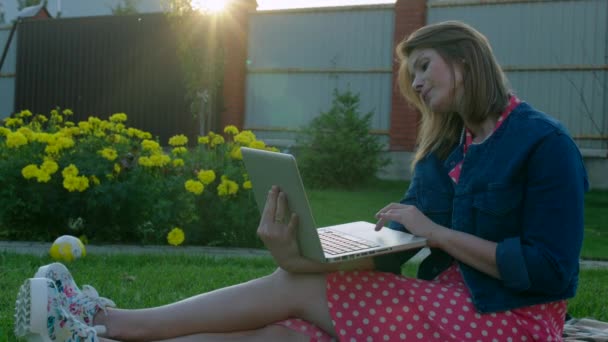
[374,180,423,274]
[496,131,588,293]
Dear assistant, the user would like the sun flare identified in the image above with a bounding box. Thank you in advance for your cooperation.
[191,0,228,13]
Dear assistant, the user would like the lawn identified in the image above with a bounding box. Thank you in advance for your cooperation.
[1,253,607,341]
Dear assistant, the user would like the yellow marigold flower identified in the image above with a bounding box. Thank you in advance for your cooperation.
[234,130,256,145]
[6,132,28,148]
[109,113,127,123]
[243,180,252,190]
[57,136,75,149]
[168,134,188,146]
[78,122,92,133]
[41,160,59,174]
[5,117,24,128]
[141,139,160,151]
[172,158,185,167]
[185,179,204,195]
[18,109,33,118]
[217,176,239,196]
[167,227,185,246]
[35,170,51,183]
[0,127,10,136]
[45,144,60,155]
[64,175,90,192]
[114,123,125,132]
[249,140,266,149]
[35,114,48,123]
[68,127,80,136]
[211,135,225,147]
[88,117,101,126]
[230,146,242,160]
[224,125,239,135]
[198,136,210,145]
[62,164,79,178]
[63,109,74,116]
[172,147,187,155]
[22,164,39,179]
[50,110,63,123]
[63,176,80,192]
[197,170,216,185]
[149,154,170,167]
[100,148,118,161]
[77,176,90,191]
[90,175,100,185]
[114,163,121,173]
[138,156,152,167]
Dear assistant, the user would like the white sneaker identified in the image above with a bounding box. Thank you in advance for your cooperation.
[35,262,115,326]
[14,277,102,341]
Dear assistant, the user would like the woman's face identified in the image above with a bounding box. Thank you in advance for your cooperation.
[407,48,464,114]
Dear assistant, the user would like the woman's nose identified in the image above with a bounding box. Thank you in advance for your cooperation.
[412,77,423,93]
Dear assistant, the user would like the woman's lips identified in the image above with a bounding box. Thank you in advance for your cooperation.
[421,88,430,104]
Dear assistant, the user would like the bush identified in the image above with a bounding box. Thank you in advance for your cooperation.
[297,89,389,188]
[0,109,275,247]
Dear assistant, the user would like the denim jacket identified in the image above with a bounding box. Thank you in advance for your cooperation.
[374,102,589,313]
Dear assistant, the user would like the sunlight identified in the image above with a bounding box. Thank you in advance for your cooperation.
[191,0,228,13]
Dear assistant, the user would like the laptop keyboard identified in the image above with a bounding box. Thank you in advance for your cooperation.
[319,230,380,255]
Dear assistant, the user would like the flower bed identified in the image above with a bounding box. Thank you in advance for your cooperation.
[0,109,274,247]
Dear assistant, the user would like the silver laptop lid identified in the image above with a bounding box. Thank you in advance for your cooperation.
[241,147,325,261]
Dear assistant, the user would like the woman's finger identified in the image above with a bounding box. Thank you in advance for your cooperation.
[276,191,288,223]
[261,186,279,223]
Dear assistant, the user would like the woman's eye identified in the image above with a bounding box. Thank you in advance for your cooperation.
[421,62,429,71]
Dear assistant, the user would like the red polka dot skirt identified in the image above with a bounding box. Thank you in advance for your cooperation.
[275,264,567,341]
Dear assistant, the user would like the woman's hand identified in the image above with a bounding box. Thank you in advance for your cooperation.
[374,203,442,247]
[256,186,302,271]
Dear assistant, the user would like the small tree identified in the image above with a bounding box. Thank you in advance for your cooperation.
[297,89,390,188]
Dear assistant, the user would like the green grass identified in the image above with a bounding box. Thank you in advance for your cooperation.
[581,190,608,260]
[1,253,607,341]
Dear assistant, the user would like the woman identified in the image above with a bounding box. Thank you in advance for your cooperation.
[15,21,588,341]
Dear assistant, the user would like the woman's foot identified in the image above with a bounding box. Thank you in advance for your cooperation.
[14,277,102,341]
[35,262,115,326]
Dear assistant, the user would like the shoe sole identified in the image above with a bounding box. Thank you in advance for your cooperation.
[14,278,52,342]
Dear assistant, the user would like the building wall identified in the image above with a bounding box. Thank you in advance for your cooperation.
[244,5,396,147]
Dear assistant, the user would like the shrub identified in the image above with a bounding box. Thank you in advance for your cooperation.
[297,89,389,188]
[0,109,275,247]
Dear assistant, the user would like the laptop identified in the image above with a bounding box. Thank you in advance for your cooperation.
[241,147,427,263]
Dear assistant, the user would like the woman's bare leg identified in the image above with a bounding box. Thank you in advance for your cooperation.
[100,325,309,342]
[94,268,335,341]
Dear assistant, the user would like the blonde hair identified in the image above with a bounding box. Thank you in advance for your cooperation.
[396,21,510,168]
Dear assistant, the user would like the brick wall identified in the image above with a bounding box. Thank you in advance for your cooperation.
[389,0,426,151]
[220,0,257,130]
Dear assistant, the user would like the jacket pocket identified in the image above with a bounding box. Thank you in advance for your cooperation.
[417,188,452,227]
[472,184,523,240]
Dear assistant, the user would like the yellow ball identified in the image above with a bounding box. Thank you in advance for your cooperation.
[49,235,86,262]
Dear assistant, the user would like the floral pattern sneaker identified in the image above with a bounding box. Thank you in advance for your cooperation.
[35,262,115,326]
[14,277,101,341]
